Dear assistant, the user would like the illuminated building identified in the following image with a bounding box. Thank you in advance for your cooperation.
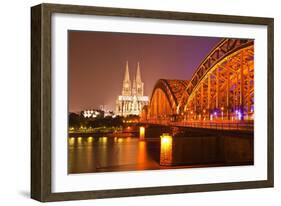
[116,61,149,116]
[82,109,115,118]
[82,109,101,118]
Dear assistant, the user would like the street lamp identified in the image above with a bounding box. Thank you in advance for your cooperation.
[221,107,224,120]
[203,109,206,121]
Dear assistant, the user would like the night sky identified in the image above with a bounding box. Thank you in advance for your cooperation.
[68,31,222,112]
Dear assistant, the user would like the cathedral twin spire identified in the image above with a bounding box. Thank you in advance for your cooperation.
[136,62,142,82]
[124,61,130,83]
[122,61,144,97]
[116,61,149,116]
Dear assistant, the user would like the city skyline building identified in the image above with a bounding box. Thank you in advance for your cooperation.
[116,61,149,116]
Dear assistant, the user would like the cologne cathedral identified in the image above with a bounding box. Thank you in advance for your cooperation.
[115,61,149,116]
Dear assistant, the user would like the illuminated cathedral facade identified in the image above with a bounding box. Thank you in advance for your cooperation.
[116,61,149,116]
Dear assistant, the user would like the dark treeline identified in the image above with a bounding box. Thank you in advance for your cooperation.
[68,112,139,129]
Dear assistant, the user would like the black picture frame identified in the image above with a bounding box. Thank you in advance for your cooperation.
[31,3,274,202]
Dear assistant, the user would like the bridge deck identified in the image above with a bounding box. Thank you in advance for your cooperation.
[142,120,253,132]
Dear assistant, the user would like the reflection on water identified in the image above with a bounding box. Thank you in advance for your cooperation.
[137,141,147,170]
[68,136,159,173]
[69,137,75,145]
[160,134,173,166]
[99,137,108,144]
[68,132,253,174]
[87,136,93,143]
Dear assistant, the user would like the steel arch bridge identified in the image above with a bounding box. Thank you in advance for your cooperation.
[145,38,254,125]
[147,79,189,122]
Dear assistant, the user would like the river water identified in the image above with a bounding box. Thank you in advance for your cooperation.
[68,133,253,174]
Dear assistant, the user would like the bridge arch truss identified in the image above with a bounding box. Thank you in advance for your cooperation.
[146,38,254,123]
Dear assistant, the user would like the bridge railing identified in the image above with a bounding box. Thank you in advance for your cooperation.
[143,120,253,131]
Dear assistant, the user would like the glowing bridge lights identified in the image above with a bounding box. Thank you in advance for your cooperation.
[139,126,145,140]
[238,112,242,120]
[235,110,242,120]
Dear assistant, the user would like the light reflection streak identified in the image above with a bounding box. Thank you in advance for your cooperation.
[77,137,82,144]
[69,137,75,145]
[99,136,108,144]
[87,136,93,143]
[160,133,173,166]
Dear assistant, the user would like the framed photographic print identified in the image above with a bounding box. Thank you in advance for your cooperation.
[31,3,274,202]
